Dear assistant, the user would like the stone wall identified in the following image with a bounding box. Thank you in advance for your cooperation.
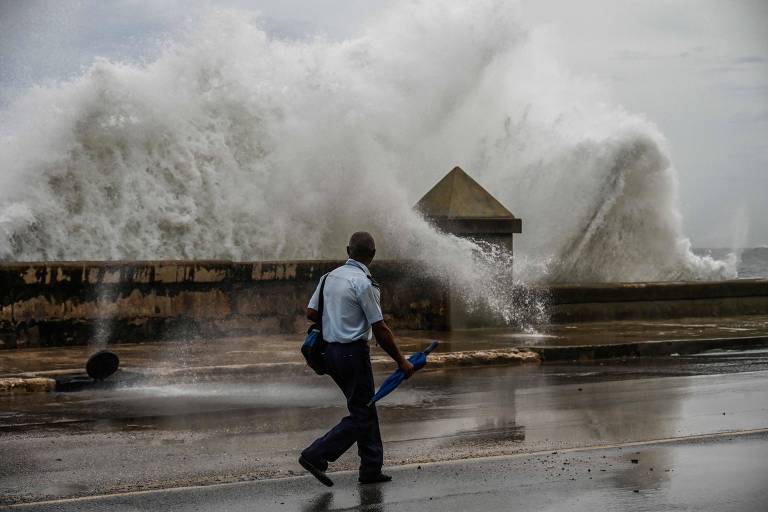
[0,260,449,349]
[548,279,768,322]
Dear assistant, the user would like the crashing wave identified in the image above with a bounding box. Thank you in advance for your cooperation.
[0,0,735,291]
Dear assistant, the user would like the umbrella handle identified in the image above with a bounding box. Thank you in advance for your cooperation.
[423,340,439,355]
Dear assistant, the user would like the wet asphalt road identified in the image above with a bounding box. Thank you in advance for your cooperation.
[1,348,768,509]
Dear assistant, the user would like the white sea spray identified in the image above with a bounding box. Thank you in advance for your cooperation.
[0,0,736,326]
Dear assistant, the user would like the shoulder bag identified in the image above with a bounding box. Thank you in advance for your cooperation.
[301,274,329,375]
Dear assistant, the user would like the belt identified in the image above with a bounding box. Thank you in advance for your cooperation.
[328,339,368,346]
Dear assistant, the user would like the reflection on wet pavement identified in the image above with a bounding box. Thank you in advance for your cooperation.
[302,491,334,512]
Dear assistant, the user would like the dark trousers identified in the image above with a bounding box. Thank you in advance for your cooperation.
[302,341,383,476]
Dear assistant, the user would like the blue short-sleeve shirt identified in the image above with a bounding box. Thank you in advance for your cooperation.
[308,259,384,343]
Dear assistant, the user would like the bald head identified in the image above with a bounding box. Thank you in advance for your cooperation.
[347,231,376,264]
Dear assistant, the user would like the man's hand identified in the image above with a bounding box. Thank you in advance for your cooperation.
[372,320,414,378]
[399,359,415,379]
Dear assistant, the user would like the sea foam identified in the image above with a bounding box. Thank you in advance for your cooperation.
[0,1,735,300]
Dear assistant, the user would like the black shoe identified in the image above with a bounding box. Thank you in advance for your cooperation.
[358,472,392,484]
[299,456,334,487]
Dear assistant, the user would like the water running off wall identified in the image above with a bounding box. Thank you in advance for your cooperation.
[0,0,736,324]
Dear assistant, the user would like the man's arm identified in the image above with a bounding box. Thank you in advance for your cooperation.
[306,275,324,323]
[371,320,415,378]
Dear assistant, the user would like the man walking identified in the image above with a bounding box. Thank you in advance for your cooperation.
[299,232,415,487]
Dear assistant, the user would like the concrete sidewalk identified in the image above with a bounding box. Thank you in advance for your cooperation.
[1,316,767,389]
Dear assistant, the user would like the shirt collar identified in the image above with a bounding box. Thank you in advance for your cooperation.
[345,258,371,276]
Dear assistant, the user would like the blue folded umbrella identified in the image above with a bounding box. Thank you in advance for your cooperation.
[367,340,439,406]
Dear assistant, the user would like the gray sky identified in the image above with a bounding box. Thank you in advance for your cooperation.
[1,0,766,247]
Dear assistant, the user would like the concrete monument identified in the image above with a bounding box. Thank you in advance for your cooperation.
[414,166,522,253]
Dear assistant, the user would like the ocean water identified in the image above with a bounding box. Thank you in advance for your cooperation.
[0,0,738,310]
[694,248,768,279]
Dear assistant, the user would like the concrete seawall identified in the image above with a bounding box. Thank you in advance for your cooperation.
[1,261,766,348]
[548,279,768,322]
[0,260,448,349]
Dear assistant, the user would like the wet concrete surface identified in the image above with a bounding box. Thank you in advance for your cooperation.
[2,315,767,377]
[6,432,767,511]
[1,348,768,506]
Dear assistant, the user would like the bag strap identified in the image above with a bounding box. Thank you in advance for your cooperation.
[317,274,328,331]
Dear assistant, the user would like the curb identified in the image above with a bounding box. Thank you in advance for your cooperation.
[529,335,768,362]
[0,377,56,393]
